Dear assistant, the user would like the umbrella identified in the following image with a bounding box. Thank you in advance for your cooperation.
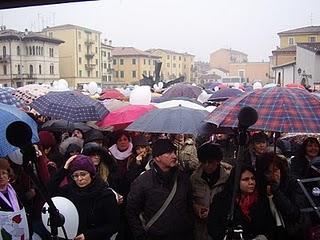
[0,103,39,157]
[162,83,202,99]
[96,104,156,128]
[13,84,51,105]
[126,105,208,135]
[30,91,109,122]
[0,88,25,108]
[41,119,92,132]
[285,83,305,89]
[208,88,243,102]
[101,99,130,112]
[100,89,126,100]
[263,83,277,88]
[155,99,208,111]
[206,87,320,133]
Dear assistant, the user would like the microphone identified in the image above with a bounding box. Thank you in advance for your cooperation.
[238,106,258,129]
[6,121,33,148]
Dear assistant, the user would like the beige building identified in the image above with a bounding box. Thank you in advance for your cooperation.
[112,47,160,84]
[42,24,101,89]
[209,48,248,71]
[229,62,271,85]
[147,49,195,83]
[0,26,63,87]
[101,39,113,87]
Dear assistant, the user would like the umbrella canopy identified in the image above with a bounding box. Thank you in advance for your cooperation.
[206,87,320,133]
[30,91,109,122]
[13,84,51,104]
[100,89,126,100]
[41,119,92,132]
[101,99,130,112]
[155,99,208,111]
[208,88,243,102]
[97,104,156,128]
[0,88,25,108]
[126,105,208,135]
[162,83,202,99]
[263,83,277,88]
[0,103,39,157]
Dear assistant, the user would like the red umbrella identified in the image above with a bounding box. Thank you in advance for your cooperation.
[100,89,126,100]
[96,104,157,129]
[206,87,320,133]
[285,83,305,89]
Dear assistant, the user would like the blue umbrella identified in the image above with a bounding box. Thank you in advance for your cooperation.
[126,105,208,135]
[30,91,109,122]
[0,88,25,108]
[208,88,243,102]
[0,103,39,157]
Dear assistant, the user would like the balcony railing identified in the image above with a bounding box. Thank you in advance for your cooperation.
[85,64,96,70]
[12,74,37,79]
[85,52,95,59]
[0,55,10,63]
[85,39,95,45]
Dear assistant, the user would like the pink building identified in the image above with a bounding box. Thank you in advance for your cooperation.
[229,62,271,84]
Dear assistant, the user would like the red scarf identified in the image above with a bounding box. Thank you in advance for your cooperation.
[237,190,258,222]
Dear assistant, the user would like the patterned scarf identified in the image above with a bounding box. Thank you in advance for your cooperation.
[237,190,258,222]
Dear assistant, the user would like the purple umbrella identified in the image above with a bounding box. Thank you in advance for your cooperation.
[162,83,202,99]
[31,91,109,122]
[208,88,243,102]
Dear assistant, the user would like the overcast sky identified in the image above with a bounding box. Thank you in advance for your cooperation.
[1,0,319,62]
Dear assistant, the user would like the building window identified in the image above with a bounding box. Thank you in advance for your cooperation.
[79,70,82,77]
[173,56,176,60]
[16,82,22,87]
[120,59,124,65]
[49,32,53,38]
[108,76,111,82]
[41,47,44,56]
[87,71,90,77]
[29,47,32,55]
[33,46,35,55]
[79,57,82,64]
[26,47,28,55]
[36,46,39,55]
[153,60,156,65]
[104,63,107,69]
[50,65,54,75]
[148,59,151,65]
[120,71,124,78]
[167,55,170,60]
[132,58,136,65]
[39,65,42,75]
[29,65,33,75]
[96,59,98,65]
[179,56,181,61]
[144,59,146,65]
[132,70,136,78]
[113,59,117,65]
[79,44,81,52]
[108,64,111,69]
[17,64,21,74]
[96,71,98,77]
[49,48,54,57]
[184,64,186,69]
[3,65,7,75]
[95,47,98,53]
[17,46,20,56]
[238,70,245,78]
[184,57,186,61]
[288,37,295,45]
[78,31,81,39]
[115,71,119,78]
[173,63,176,68]
[3,46,6,56]
[309,36,317,43]
[167,63,170,67]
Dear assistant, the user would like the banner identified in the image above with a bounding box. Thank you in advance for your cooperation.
[0,208,29,240]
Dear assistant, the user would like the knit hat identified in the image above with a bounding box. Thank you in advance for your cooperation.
[69,155,96,176]
[197,142,223,163]
[152,139,176,158]
[38,131,56,149]
[84,129,104,144]
[252,132,268,143]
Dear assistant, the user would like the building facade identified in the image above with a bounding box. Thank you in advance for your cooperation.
[42,24,101,89]
[147,49,195,83]
[101,40,113,88]
[209,48,248,72]
[112,47,160,85]
[0,27,63,87]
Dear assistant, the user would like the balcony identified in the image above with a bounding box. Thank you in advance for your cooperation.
[0,55,10,63]
[12,74,37,79]
[85,64,96,70]
[85,52,95,59]
[85,39,95,45]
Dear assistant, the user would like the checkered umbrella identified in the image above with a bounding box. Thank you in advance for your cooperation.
[30,91,109,122]
[13,84,51,105]
[206,87,320,133]
[0,88,25,108]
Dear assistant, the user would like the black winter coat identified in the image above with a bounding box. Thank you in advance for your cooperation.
[126,164,194,240]
[48,168,120,240]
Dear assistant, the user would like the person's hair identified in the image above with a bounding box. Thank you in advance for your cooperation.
[298,137,320,158]
[0,158,14,180]
[114,130,131,143]
[197,141,223,163]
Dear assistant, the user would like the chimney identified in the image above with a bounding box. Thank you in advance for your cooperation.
[109,40,112,46]
[104,38,108,44]
[25,29,28,34]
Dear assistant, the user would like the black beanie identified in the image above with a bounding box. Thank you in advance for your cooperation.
[152,139,176,158]
[197,142,223,163]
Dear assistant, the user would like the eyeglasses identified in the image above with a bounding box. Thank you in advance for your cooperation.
[71,171,89,180]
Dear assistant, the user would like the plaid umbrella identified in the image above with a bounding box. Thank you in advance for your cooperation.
[30,91,109,122]
[0,88,25,108]
[0,103,39,157]
[13,84,51,105]
[208,88,244,102]
[162,83,202,99]
[206,87,320,133]
[126,105,208,135]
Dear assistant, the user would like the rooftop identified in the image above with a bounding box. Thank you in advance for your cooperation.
[272,45,296,53]
[297,42,320,54]
[43,24,101,34]
[147,48,195,56]
[278,25,320,36]
[112,47,160,58]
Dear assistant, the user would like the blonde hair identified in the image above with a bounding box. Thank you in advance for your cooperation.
[97,161,109,182]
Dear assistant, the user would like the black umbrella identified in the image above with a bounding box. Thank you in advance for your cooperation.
[41,119,92,132]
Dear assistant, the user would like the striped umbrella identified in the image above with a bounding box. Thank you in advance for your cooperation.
[206,87,320,133]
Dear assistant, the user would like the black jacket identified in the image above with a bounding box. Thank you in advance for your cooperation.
[48,168,120,240]
[126,164,194,240]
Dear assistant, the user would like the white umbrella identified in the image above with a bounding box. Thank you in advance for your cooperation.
[155,99,208,111]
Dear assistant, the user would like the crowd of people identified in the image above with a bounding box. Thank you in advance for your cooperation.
[1,119,320,240]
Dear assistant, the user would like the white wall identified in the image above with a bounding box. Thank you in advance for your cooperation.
[296,46,318,86]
